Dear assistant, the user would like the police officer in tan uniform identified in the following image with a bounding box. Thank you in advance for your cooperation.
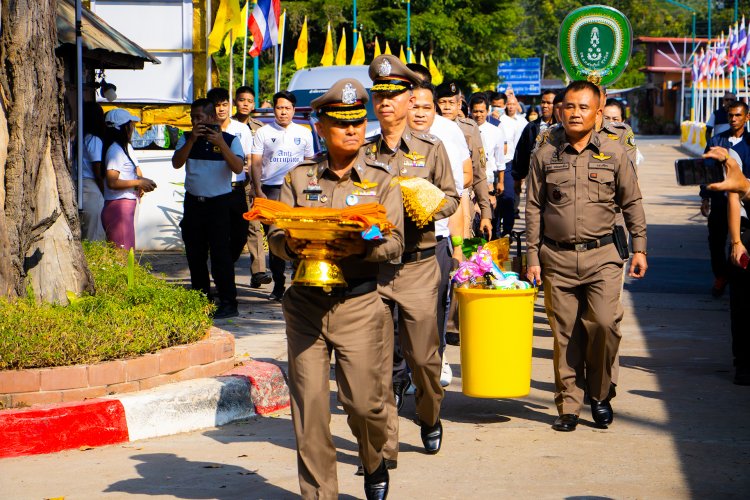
[525,81,648,432]
[268,79,404,500]
[436,81,493,236]
[366,54,460,459]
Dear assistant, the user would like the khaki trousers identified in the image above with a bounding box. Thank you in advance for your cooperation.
[247,220,266,274]
[284,286,388,500]
[540,243,624,416]
[245,192,267,274]
[378,255,444,460]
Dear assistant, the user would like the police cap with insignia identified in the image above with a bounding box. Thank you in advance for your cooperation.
[310,78,369,122]
[368,54,419,95]
[436,82,459,99]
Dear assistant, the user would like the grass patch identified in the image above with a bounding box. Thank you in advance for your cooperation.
[0,242,213,370]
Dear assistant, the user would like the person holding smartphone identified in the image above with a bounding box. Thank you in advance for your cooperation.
[101,109,157,250]
[705,145,750,386]
[700,101,750,298]
[172,98,245,319]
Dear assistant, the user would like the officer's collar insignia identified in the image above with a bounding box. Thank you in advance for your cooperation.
[378,59,392,77]
[592,152,611,161]
[607,133,619,140]
[353,179,378,190]
[404,151,425,162]
[342,83,357,105]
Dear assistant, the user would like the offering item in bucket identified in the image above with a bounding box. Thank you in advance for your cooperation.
[244,199,394,290]
[390,176,447,228]
[483,237,510,266]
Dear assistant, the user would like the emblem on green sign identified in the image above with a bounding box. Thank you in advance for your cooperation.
[558,5,632,87]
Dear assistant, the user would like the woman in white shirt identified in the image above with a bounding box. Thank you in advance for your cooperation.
[80,102,107,241]
[100,109,156,250]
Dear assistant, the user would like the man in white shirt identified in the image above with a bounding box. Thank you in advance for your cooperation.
[497,95,527,235]
[469,94,505,198]
[251,90,314,300]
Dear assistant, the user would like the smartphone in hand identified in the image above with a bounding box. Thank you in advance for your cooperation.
[674,158,725,186]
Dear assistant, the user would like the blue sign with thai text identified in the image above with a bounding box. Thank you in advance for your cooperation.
[497,58,541,96]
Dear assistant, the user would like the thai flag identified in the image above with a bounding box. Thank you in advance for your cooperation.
[731,24,741,66]
[692,51,700,82]
[699,48,708,82]
[248,0,281,57]
[739,17,748,66]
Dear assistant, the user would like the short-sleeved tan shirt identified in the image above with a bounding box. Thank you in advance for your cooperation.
[525,127,647,267]
[268,149,405,281]
[365,126,460,252]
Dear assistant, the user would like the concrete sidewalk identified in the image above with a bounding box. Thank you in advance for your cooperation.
[1,137,749,499]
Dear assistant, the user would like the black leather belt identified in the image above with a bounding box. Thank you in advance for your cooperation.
[231,181,246,189]
[543,235,614,252]
[402,246,436,263]
[317,279,377,298]
[186,192,230,203]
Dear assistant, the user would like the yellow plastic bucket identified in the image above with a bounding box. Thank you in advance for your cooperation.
[456,287,536,398]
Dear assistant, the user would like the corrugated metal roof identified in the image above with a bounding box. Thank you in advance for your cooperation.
[57,0,160,69]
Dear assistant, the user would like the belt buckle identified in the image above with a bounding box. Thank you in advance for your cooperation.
[574,243,587,252]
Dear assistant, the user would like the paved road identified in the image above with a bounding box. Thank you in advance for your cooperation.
[2,137,749,499]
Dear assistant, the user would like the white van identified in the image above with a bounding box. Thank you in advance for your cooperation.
[287,65,380,135]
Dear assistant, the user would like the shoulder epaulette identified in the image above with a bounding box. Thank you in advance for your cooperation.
[416,132,439,143]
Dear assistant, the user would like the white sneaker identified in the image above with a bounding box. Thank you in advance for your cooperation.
[440,352,452,387]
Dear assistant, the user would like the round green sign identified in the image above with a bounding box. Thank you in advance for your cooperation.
[558,5,633,87]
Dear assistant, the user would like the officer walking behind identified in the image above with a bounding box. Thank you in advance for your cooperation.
[231,85,272,288]
[525,81,648,432]
[367,55,459,460]
[268,79,403,500]
[171,98,245,319]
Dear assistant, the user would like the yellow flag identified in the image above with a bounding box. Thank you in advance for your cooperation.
[321,23,334,66]
[335,28,347,66]
[373,36,381,58]
[351,33,365,65]
[224,0,247,53]
[294,16,308,69]
[399,45,407,64]
[429,54,444,85]
[278,9,286,42]
[420,51,427,67]
[208,0,241,55]
[384,41,392,55]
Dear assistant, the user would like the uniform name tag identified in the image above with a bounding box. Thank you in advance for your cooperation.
[544,163,567,172]
[305,194,319,201]
[588,162,614,170]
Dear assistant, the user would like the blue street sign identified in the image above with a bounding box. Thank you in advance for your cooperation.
[497,58,541,96]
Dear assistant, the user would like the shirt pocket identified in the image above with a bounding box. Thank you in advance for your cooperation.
[545,172,572,205]
[587,166,615,203]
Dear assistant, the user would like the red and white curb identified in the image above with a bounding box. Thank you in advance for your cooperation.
[0,360,289,459]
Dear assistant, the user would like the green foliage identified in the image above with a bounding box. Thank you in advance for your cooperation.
[0,242,213,370]
[211,0,750,94]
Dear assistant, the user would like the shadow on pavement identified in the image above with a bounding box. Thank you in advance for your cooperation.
[104,453,298,499]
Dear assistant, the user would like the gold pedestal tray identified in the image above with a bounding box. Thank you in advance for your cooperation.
[274,218,365,290]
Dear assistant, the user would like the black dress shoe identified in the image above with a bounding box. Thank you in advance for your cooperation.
[213,302,239,320]
[363,460,389,500]
[590,399,614,428]
[446,332,460,346]
[355,459,397,476]
[552,414,579,432]
[250,272,272,288]
[393,379,409,412]
[420,419,443,454]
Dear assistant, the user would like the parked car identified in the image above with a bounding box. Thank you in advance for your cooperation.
[286,65,380,137]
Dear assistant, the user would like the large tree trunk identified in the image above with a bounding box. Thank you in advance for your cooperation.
[0,0,93,303]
